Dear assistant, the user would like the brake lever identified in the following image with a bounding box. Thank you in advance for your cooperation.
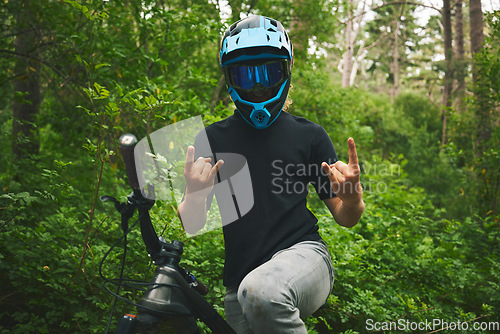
[100,195,120,205]
[100,195,135,233]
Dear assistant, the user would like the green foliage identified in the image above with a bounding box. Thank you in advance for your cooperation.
[1,171,110,332]
[0,1,498,333]
[310,158,499,333]
[0,1,224,332]
[442,10,500,218]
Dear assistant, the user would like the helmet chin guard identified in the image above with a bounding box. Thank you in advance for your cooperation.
[220,15,293,130]
[228,78,290,130]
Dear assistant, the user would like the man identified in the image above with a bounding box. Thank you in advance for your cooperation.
[178,15,364,333]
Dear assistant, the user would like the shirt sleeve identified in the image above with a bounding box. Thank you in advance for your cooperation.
[309,125,338,200]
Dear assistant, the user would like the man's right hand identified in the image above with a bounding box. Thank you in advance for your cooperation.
[184,146,224,198]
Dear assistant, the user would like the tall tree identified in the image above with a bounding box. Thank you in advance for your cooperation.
[469,0,490,156]
[389,1,406,98]
[454,0,466,112]
[363,1,421,94]
[338,0,368,87]
[441,0,453,146]
[469,0,484,57]
[12,0,41,161]
[284,0,338,68]
[290,0,309,65]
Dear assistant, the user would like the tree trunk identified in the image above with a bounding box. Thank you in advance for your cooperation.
[454,0,466,112]
[210,75,226,112]
[391,19,400,98]
[12,0,41,160]
[469,0,484,57]
[340,0,367,88]
[390,3,404,99]
[350,40,368,87]
[290,0,309,65]
[441,0,453,147]
[469,0,490,156]
[341,11,354,88]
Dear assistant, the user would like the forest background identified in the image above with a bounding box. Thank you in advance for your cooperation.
[0,0,498,333]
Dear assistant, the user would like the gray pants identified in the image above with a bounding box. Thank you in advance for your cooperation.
[224,240,334,334]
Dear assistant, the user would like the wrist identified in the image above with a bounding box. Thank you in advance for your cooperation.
[184,191,208,203]
[342,196,365,212]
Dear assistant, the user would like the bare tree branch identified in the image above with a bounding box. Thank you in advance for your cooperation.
[0,48,66,79]
[343,1,442,25]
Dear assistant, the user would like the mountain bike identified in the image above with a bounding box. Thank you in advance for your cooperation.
[100,133,235,334]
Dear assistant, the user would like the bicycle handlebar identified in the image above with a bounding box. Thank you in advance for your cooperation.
[119,134,140,190]
[106,133,235,333]
[117,134,162,256]
[117,133,209,294]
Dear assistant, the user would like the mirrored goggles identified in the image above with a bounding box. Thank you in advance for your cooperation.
[225,60,289,91]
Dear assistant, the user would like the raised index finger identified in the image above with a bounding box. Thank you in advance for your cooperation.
[348,137,359,166]
[184,146,195,173]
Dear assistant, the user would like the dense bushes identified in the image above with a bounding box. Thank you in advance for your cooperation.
[3,85,497,333]
[308,158,499,333]
[1,2,498,333]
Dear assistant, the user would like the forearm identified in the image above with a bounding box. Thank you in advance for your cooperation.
[333,198,365,228]
[177,194,208,234]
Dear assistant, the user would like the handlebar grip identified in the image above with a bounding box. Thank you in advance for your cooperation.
[193,278,209,296]
[119,134,140,190]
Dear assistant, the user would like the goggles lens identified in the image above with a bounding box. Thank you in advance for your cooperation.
[226,60,288,91]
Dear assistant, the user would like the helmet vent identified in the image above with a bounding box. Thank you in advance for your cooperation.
[236,37,240,44]
[267,35,270,41]
[255,111,266,123]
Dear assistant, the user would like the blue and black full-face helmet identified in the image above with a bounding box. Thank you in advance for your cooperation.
[220,15,293,129]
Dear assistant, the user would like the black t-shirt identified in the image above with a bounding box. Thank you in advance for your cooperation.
[195,111,338,287]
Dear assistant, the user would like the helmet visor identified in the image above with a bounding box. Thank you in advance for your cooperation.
[225,60,289,91]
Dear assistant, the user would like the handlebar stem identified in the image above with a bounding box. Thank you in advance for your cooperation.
[125,190,189,269]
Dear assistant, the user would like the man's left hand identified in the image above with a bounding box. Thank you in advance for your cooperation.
[321,137,363,207]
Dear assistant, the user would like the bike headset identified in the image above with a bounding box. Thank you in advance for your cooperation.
[220,15,294,130]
